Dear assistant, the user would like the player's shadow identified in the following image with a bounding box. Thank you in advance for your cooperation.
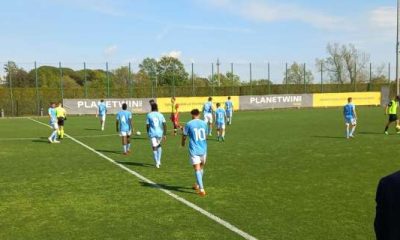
[117,161,154,168]
[139,181,196,194]
[358,131,383,135]
[84,128,100,131]
[311,136,345,139]
[96,149,121,154]
[32,137,51,143]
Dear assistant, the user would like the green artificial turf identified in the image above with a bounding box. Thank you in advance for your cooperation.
[1,107,399,240]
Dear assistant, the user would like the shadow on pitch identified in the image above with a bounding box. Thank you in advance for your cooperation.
[358,131,383,135]
[84,128,100,131]
[117,161,154,168]
[96,149,121,154]
[32,137,51,143]
[139,181,196,194]
[311,136,345,139]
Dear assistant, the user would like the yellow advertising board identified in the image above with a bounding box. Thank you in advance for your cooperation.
[313,92,381,107]
[157,96,239,113]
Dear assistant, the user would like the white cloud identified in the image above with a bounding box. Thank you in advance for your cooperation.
[162,50,182,59]
[370,7,396,29]
[201,0,348,30]
[104,45,118,57]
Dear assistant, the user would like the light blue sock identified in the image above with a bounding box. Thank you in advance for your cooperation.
[127,143,131,151]
[157,147,162,163]
[200,169,204,176]
[123,145,127,153]
[195,170,204,189]
[346,126,349,138]
[51,130,57,141]
[153,151,158,164]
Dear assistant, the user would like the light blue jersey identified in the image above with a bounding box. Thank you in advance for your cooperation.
[203,101,213,114]
[184,119,208,156]
[98,102,107,116]
[225,100,233,112]
[116,110,132,132]
[146,111,166,138]
[215,108,226,124]
[48,107,57,124]
[343,103,355,118]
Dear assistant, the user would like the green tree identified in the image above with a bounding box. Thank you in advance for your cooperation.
[283,62,313,84]
[3,61,30,87]
[157,56,189,86]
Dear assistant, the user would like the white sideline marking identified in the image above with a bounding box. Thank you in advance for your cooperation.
[27,117,258,240]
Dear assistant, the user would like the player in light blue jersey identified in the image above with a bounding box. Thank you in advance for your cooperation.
[215,103,227,142]
[116,103,133,155]
[48,102,60,143]
[343,97,357,139]
[202,97,214,136]
[146,103,167,168]
[182,109,208,196]
[225,96,234,125]
[97,99,107,131]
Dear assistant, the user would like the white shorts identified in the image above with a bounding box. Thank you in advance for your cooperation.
[50,122,59,130]
[345,117,356,125]
[120,130,131,137]
[216,122,225,129]
[190,154,207,165]
[204,113,213,123]
[226,110,233,118]
[99,115,106,122]
[150,137,162,147]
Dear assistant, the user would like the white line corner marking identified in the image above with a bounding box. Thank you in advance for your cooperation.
[28,118,258,240]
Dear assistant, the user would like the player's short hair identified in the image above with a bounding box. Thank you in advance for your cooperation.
[151,103,158,111]
[100,99,104,102]
[208,97,212,101]
[149,99,155,104]
[228,96,231,100]
[122,103,127,110]
[191,109,200,116]
[171,97,176,101]
[348,97,352,102]
[216,103,221,107]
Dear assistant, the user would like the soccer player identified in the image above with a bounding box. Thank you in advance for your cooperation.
[215,103,227,142]
[98,99,107,131]
[171,98,181,136]
[146,102,167,168]
[225,96,234,125]
[47,102,60,143]
[182,109,208,196]
[116,103,132,155]
[56,102,67,139]
[202,97,214,136]
[384,96,400,135]
[343,97,357,139]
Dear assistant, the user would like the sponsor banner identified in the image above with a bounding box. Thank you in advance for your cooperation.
[239,94,313,110]
[313,92,381,107]
[63,98,153,114]
[157,96,239,113]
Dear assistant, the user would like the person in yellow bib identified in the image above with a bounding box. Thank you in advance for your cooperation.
[56,102,67,139]
[384,96,400,135]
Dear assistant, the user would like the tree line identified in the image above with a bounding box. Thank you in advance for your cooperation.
[1,43,389,89]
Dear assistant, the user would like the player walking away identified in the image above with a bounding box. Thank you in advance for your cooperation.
[56,102,67,139]
[171,103,182,136]
[48,102,60,143]
[225,96,234,125]
[343,97,357,139]
[146,102,167,168]
[98,99,107,131]
[202,97,214,136]
[215,103,227,142]
[384,96,400,135]
[182,109,208,197]
[116,103,133,155]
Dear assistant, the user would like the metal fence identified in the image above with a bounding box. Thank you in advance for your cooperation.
[0,61,394,116]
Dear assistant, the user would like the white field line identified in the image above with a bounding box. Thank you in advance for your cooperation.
[27,117,258,240]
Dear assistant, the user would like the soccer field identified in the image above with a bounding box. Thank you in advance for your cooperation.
[1,107,399,240]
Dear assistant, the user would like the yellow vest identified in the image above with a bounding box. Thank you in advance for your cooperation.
[389,100,398,115]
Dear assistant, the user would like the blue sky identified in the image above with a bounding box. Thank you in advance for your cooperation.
[0,0,397,74]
